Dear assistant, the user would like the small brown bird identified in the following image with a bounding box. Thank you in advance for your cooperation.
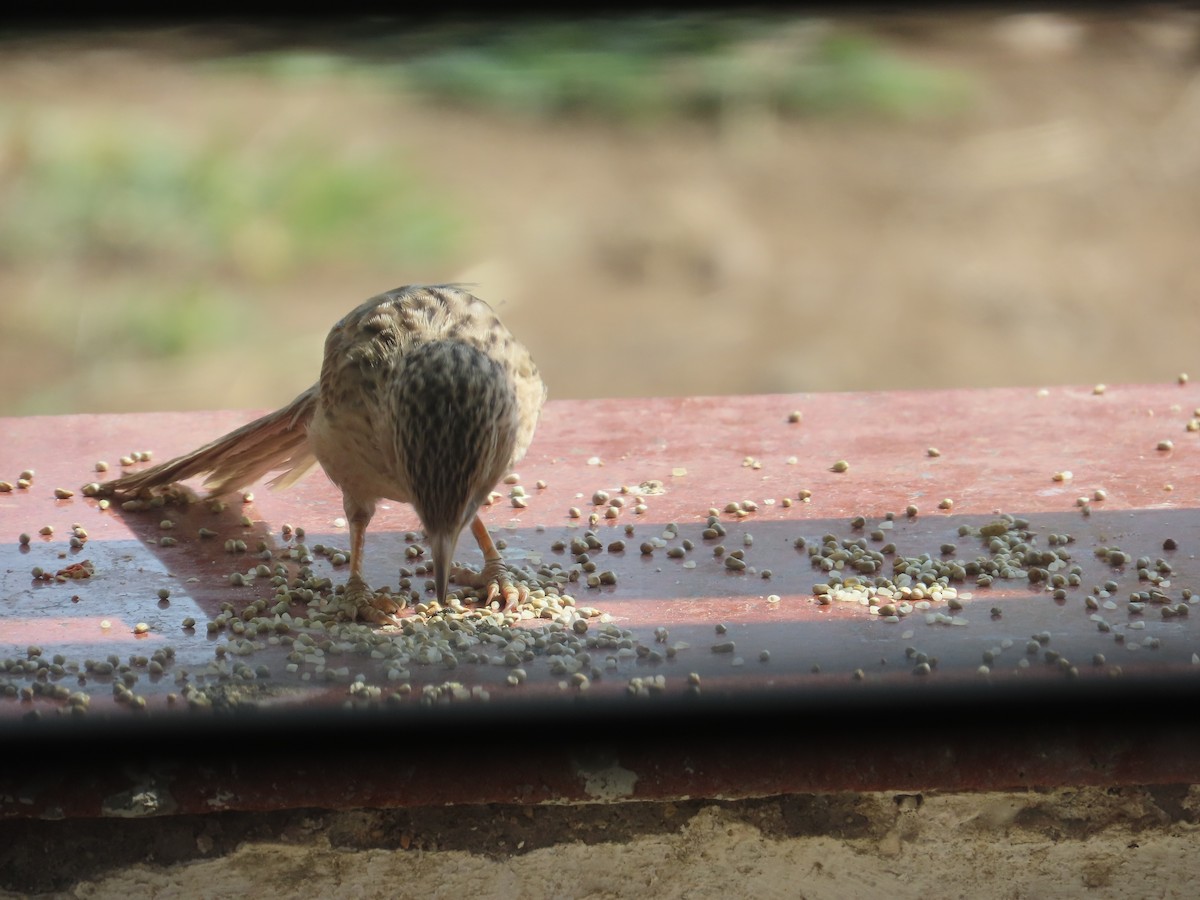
[97,284,547,624]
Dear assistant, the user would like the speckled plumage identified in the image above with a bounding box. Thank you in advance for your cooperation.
[99,284,547,622]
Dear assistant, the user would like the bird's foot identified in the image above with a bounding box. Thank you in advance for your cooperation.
[450,559,529,610]
[337,574,403,625]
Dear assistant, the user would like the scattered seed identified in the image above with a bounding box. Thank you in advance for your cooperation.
[1157,440,1174,451]
[926,447,940,458]
[938,498,954,510]
[830,460,849,473]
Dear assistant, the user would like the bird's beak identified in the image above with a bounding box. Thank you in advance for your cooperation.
[427,528,459,604]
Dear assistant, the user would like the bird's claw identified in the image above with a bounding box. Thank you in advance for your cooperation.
[451,559,528,611]
[338,575,403,625]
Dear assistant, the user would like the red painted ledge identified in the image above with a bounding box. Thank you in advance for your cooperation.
[1,384,1198,816]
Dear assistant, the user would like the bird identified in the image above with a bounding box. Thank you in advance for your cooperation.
[95,284,547,624]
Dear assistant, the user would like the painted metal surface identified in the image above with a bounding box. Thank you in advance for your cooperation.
[1,384,1198,816]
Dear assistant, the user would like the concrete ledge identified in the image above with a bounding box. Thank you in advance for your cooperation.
[2,385,1199,820]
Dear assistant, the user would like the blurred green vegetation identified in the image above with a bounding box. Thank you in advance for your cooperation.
[0,15,974,414]
[0,111,461,280]
[0,104,461,387]
[219,15,973,123]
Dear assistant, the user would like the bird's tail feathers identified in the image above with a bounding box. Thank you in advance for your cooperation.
[96,385,319,498]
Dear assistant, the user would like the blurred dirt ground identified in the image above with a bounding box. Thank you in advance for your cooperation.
[1,11,1199,416]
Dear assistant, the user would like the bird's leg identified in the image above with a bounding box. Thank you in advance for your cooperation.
[449,514,527,609]
[338,502,402,625]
